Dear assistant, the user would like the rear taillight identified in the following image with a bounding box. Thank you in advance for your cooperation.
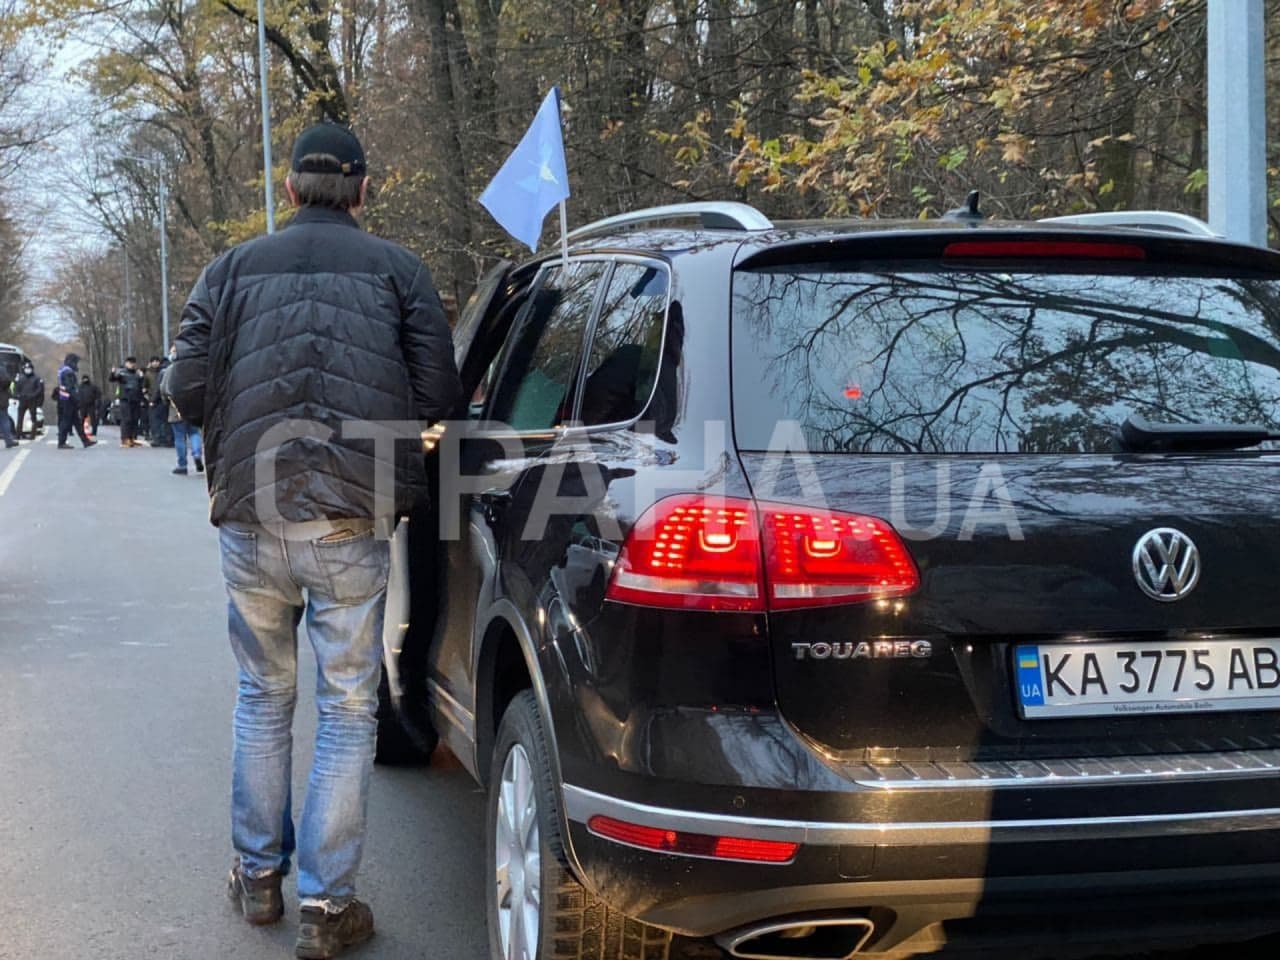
[605,495,763,611]
[605,495,919,612]
[587,815,799,864]
[763,506,919,609]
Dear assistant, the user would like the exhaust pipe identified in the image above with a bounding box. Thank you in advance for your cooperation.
[717,917,875,960]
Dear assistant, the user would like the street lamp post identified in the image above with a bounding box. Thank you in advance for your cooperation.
[122,246,132,357]
[158,172,170,352]
[257,0,275,233]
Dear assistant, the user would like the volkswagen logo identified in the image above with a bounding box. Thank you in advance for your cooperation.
[1132,528,1200,602]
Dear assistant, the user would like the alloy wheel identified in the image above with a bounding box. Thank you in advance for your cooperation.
[494,742,541,960]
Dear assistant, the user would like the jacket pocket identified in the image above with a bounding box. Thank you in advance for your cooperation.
[311,529,389,605]
[219,526,262,590]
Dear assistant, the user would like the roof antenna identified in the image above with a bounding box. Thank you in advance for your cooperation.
[943,190,984,224]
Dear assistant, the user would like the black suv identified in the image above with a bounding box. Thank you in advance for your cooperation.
[383,202,1280,960]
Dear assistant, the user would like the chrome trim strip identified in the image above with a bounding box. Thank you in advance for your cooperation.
[562,785,1280,846]
[427,678,476,741]
[849,748,1280,790]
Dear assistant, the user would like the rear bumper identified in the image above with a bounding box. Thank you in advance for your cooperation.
[544,605,1280,952]
[563,784,1280,954]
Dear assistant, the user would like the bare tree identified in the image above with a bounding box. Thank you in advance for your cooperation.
[0,202,27,342]
[0,0,63,178]
[43,247,124,385]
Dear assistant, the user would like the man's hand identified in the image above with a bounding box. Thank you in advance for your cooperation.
[421,422,447,454]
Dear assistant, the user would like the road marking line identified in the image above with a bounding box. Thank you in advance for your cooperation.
[0,447,31,497]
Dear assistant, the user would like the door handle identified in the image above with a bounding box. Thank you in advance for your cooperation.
[479,489,512,522]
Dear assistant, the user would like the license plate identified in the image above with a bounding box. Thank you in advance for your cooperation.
[1015,640,1280,718]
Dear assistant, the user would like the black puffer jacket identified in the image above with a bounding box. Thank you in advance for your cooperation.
[168,206,462,526]
[78,380,101,414]
[14,370,43,401]
[110,367,146,401]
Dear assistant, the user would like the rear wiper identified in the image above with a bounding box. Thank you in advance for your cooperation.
[1118,413,1280,452]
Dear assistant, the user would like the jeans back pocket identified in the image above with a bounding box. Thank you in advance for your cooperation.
[219,526,263,590]
[311,530,389,605]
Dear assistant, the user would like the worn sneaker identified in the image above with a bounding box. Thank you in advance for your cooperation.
[172,467,188,475]
[226,863,284,926]
[295,899,374,959]
[194,456,204,473]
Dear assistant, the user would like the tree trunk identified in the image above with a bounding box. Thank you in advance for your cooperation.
[415,0,478,302]
[757,1,798,142]
[704,0,738,160]
[472,0,502,147]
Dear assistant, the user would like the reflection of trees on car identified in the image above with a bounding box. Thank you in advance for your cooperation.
[735,269,1280,455]
[581,265,668,427]
[492,263,607,431]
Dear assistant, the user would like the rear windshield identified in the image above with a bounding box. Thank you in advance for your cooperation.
[732,266,1280,454]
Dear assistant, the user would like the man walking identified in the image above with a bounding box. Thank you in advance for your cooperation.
[146,355,172,447]
[78,374,102,438]
[0,409,15,449]
[55,354,95,449]
[160,345,202,476]
[13,360,43,438]
[167,122,460,960]
[109,357,146,447]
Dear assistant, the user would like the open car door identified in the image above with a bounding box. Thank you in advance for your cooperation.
[380,261,517,761]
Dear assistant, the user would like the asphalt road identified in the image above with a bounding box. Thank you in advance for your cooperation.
[0,429,489,960]
[1,428,1277,960]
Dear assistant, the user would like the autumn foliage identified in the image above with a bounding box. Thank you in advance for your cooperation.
[2,0,1278,360]
[729,0,1261,220]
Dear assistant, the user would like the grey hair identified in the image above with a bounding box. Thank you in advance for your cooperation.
[287,154,365,210]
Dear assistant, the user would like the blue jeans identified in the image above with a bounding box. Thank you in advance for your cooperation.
[220,519,389,905]
[172,420,202,469]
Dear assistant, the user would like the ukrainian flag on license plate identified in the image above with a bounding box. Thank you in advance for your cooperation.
[1016,645,1045,707]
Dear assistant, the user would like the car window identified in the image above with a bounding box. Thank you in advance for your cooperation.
[578,263,669,427]
[466,282,538,419]
[732,266,1280,454]
[488,261,606,432]
[453,260,513,367]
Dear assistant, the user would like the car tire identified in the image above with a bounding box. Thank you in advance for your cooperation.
[374,666,436,766]
[487,690,672,960]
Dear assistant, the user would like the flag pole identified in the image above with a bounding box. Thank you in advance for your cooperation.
[559,199,569,270]
[556,87,569,269]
